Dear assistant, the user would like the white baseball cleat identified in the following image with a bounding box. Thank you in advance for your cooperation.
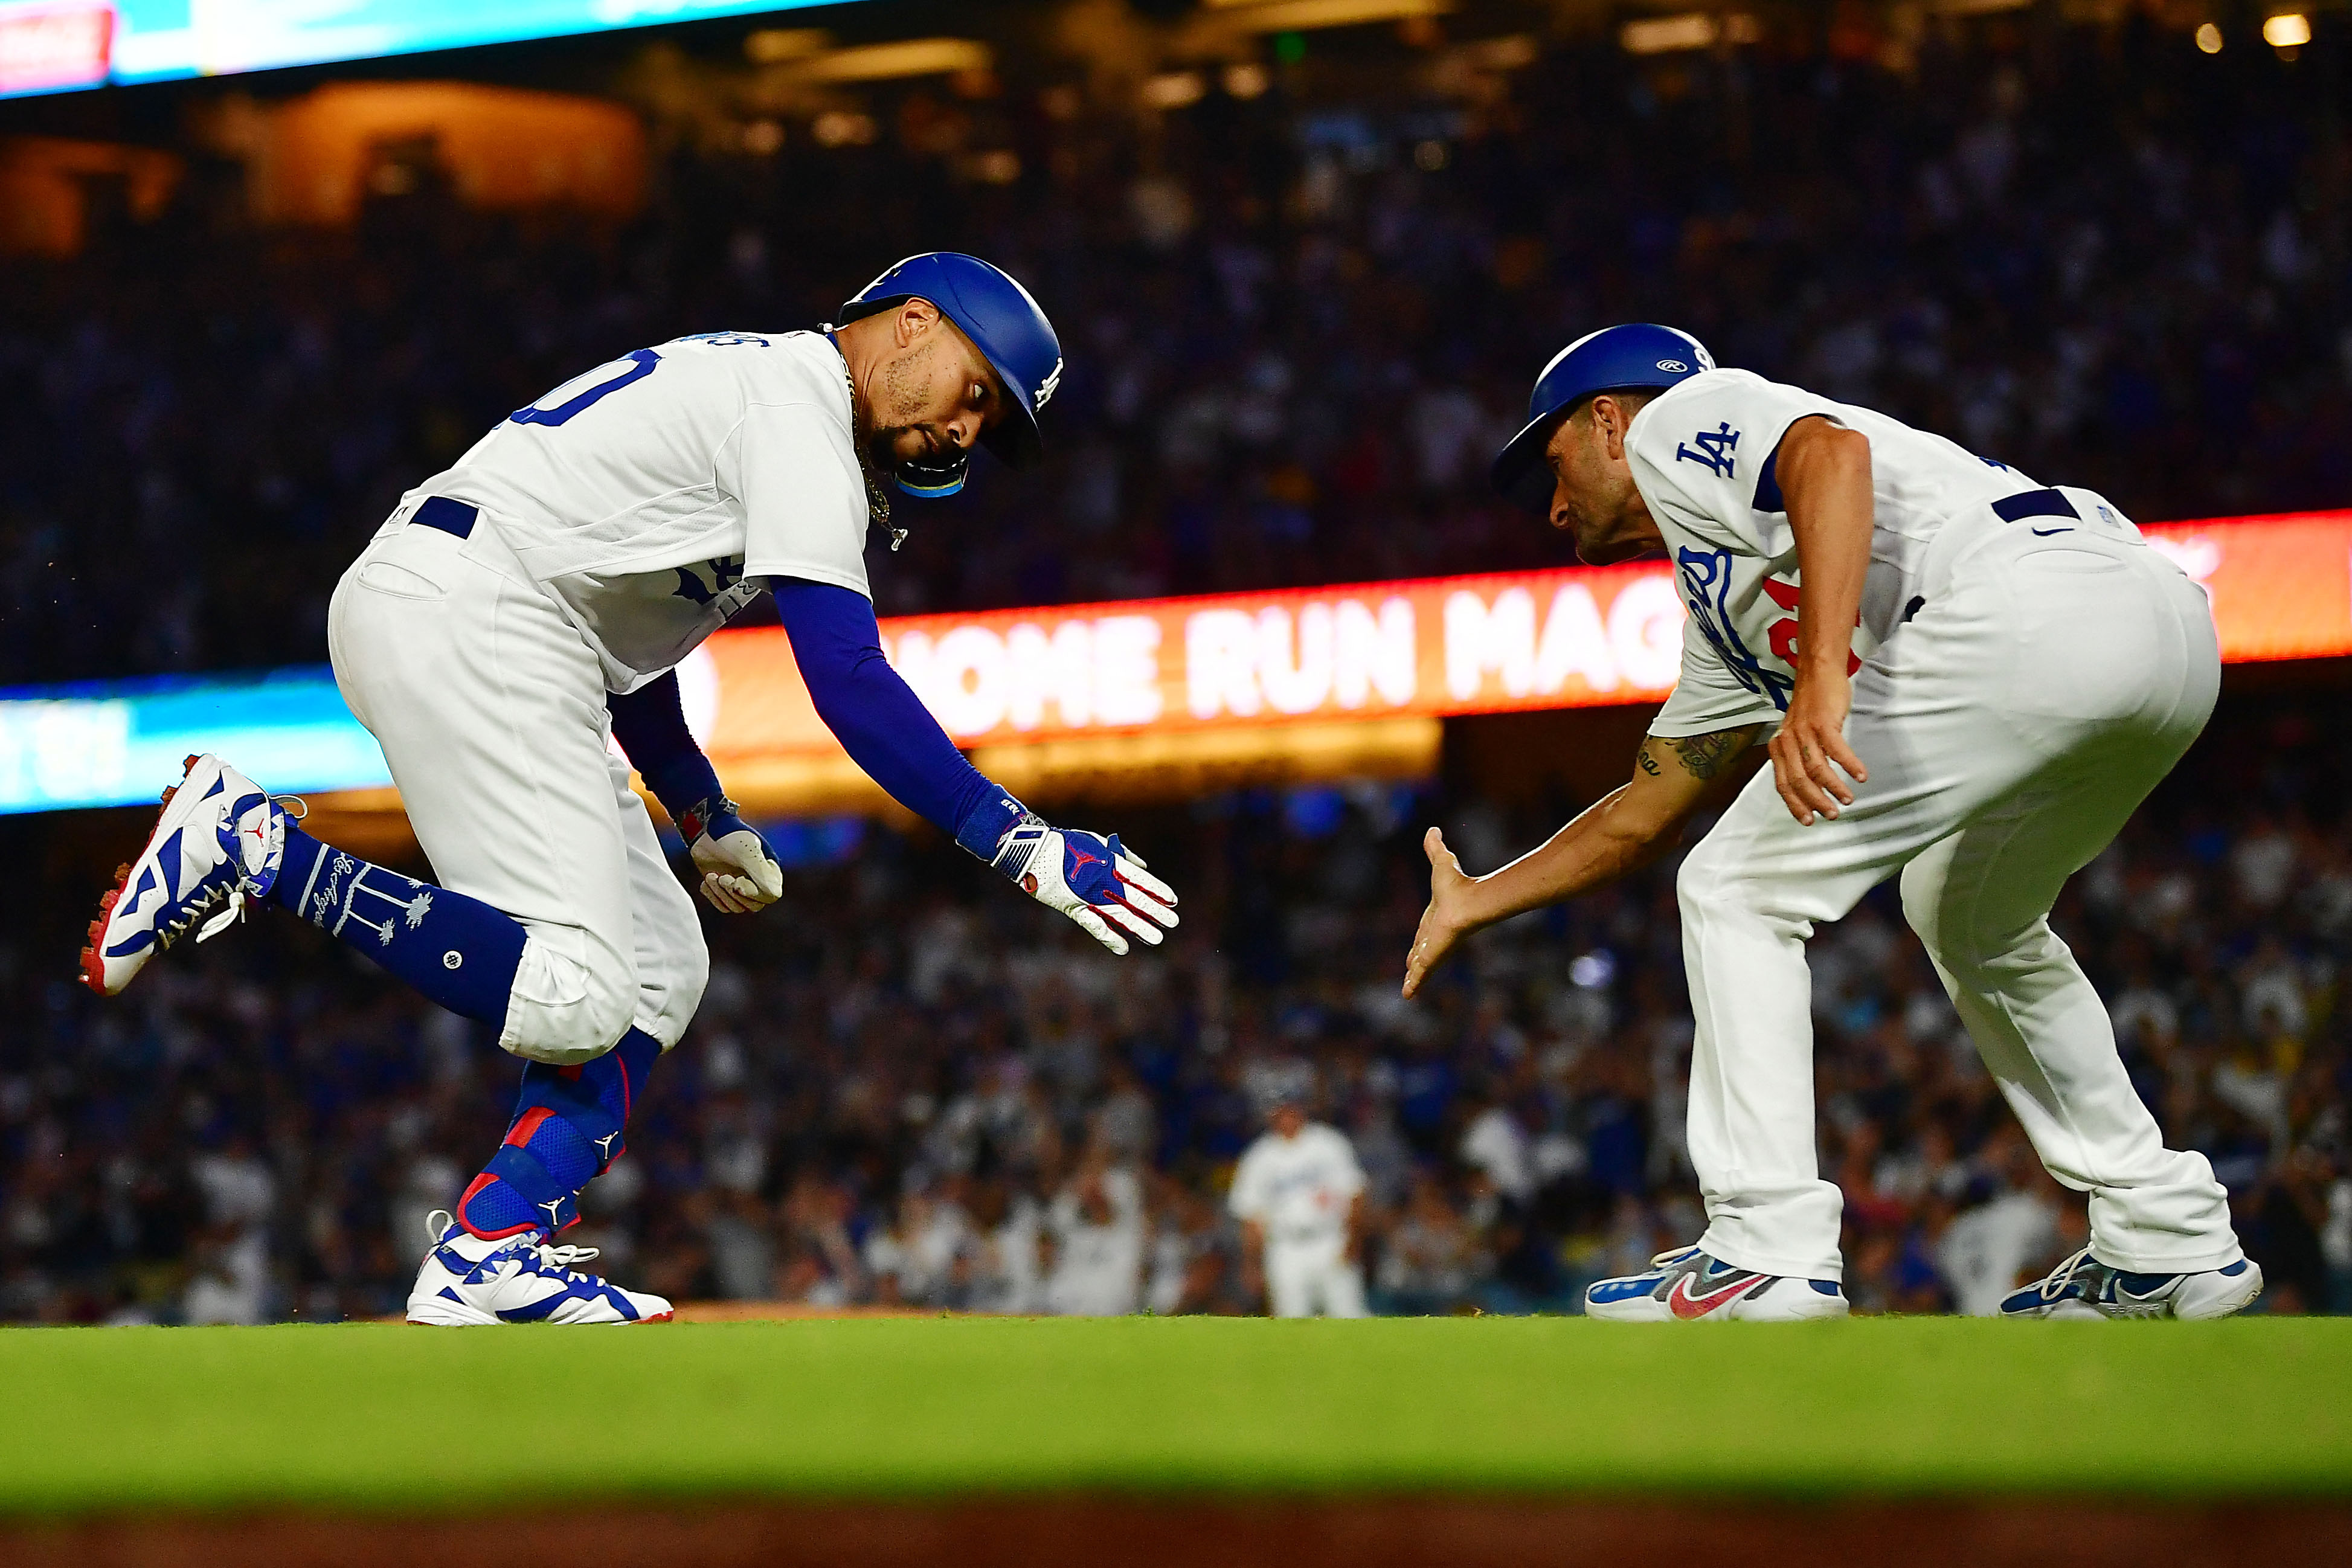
[1585,1245,1850,1322]
[1999,1246,2263,1320]
[82,754,284,997]
[406,1211,674,1325]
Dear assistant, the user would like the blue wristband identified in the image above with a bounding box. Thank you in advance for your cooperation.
[954,791,1030,863]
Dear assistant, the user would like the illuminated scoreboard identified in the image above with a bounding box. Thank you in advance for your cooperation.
[0,1,835,98]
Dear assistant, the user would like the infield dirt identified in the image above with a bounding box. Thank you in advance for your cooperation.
[7,1498,2348,1568]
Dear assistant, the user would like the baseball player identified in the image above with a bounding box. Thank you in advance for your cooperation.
[1403,324,2260,1322]
[1228,1091,1369,1318]
[80,253,1180,1325]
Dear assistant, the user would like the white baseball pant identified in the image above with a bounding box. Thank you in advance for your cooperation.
[1265,1232,1367,1318]
[326,500,707,1064]
[1678,492,2239,1280]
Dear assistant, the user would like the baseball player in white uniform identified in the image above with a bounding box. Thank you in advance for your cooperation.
[1229,1095,1369,1318]
[80,254,1178,1325]
[1403,324,2260,1322]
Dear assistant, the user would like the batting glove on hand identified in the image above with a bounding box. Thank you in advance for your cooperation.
[681,795,783,914]
[990,812,1179,956]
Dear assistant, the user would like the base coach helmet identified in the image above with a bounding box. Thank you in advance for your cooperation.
[1491,324,1715,515]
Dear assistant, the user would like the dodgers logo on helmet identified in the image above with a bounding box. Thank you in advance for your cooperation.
[837,252,1063,476]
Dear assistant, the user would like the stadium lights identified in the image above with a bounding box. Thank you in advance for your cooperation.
[1208,0,1456,33]
[793,38,992,84]
[811,110,878,146]
[744,28,827,65]
[1224,62,1271,98]
[2196,22,2224,53]
[2263,13,2311,48]
[1621,13,1762,56]
[1142,71,1207,109]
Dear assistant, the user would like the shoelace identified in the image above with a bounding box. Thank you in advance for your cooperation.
[158,792,306,953]
[2036,1244,2098,1302]
[160,881,247,949]
[535,1241,601,1271]
[422,1209,603,1281]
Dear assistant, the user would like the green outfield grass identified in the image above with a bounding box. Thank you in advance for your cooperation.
[1,1316,2347,1514]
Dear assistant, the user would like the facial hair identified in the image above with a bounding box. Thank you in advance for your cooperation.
[856,336,940,474]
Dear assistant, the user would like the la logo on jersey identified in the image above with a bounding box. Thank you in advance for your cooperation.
[1676,422,1740,480]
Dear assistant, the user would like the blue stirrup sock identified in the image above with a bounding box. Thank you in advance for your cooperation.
[268,822,526,1025]
[266,823,653,1244]
[457,1028,663,1241]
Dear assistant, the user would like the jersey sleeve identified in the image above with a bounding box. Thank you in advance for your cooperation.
[1632,371,1843,739]
[1648,612,1783,738]
[733,400,873,598]
[1628,371,1844,540]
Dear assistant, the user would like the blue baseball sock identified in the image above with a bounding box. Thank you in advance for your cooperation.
[457,1029,662,1240]
[268,822,525,1026]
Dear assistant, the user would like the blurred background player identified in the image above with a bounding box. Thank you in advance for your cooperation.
[79,253,1178,1325]
[1406,324,2258,1323]
[1229,1087,1368,1319]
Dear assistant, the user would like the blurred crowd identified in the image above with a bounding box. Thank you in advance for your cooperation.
[5,18,2350,684]
[3,695,2347,1323]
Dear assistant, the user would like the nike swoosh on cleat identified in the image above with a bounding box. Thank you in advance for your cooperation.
[1666,1268,1767,1320]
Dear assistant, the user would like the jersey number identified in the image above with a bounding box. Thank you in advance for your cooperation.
[508,349,661,427]
[1760,578,1862,675]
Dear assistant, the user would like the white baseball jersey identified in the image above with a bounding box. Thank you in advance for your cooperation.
[1630,368,2037,738]
[1229,1123,1365,1244]
[410,330,872,691]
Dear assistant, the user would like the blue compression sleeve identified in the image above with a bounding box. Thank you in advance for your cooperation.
[770,579,1024,856]
[609,670,722,825]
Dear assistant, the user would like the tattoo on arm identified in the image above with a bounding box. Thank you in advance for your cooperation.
[1636,725,1762,782]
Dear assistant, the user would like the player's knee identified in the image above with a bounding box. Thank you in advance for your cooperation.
[637,930,708,1050]
[500,930,639,1065]
[1897,860,1947,957]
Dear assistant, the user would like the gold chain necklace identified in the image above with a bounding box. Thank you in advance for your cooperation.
[834,335,907,552]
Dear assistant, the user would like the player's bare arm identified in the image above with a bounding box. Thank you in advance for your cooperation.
[1767,416,1874,826]
[1400,723,1764,998]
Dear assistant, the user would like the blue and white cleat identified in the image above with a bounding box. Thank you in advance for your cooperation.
[82,754,284,996]
[406,1211,674,1326]
[1586,1244,1849,1322]
[1999,1245,2263,1320]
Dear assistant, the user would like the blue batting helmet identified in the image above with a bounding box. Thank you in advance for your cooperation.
[837,252,1063,498]
[1489,324,1715,515]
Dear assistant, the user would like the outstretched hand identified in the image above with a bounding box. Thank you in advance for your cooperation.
[992,814,1179,956]
[1768,672,1867,826]
[1402,826,1479,1000]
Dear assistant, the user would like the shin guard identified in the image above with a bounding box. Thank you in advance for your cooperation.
[457,1028,661,1240]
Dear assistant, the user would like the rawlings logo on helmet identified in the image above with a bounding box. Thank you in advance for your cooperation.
[1035,356,1063,411]
[1656,358,1688,373]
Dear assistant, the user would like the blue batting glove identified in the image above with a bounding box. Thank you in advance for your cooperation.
[988,812,1180,956]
